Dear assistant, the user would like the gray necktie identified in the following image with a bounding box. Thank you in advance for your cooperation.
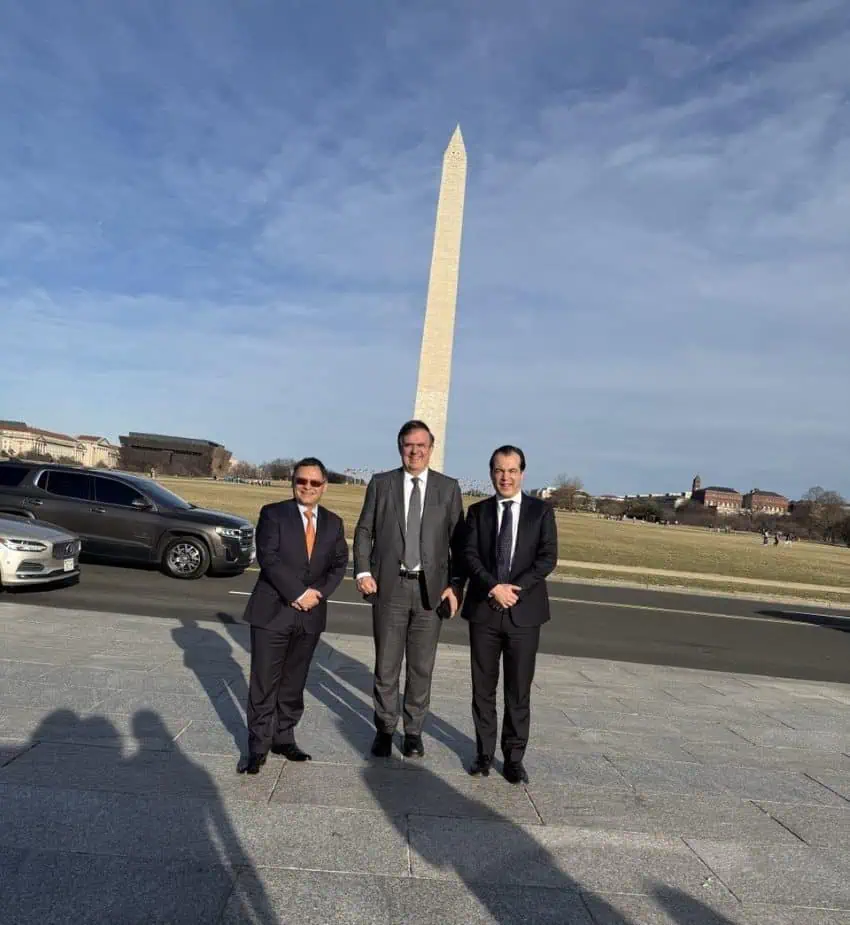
[404,477,422,570]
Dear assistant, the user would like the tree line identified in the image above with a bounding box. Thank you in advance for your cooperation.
[230,457,349,484]
[546,476,850,547]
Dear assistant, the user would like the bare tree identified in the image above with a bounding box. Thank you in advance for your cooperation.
[261,458,297,481]
[231,461,259,480]
[796,487,848,543]
[549,474,587,511]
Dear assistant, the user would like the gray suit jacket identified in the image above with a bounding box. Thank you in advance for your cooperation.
[353,468,465,609]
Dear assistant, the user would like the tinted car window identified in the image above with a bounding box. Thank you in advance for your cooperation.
[0,464,29,487]
[94,477,145,507]
[45,470,92,500]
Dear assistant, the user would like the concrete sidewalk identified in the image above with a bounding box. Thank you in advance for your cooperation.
[1,602,849,924]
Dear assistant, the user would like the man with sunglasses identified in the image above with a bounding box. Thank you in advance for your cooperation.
[354,420,465,759]
[238,457,349,774]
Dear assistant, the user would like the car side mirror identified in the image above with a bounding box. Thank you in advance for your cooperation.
[131,498,152,511]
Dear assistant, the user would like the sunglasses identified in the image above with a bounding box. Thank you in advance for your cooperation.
[295,477,325,488]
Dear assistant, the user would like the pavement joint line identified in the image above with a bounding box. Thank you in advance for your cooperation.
[547,595,822,626]
[405,814,413,877]
[524,786,546,825]
[679,835,742,904]
[802,771,850,805]
[752,802,810,845]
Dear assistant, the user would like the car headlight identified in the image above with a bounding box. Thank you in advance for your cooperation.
[0,537,49,552]
[215,526,243,539]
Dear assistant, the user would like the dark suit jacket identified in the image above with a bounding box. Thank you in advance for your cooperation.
[243,499,349,634]
[353,468,464,609]
[461,493,558,627]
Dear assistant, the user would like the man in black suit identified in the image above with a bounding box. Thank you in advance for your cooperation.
[462,445,558,784]
[238,457,349,774]
[353,420,465,759]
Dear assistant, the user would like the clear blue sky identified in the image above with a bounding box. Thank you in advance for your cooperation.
[2,0,848,497]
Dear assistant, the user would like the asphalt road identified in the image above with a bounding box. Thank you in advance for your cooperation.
[3,561,850,684]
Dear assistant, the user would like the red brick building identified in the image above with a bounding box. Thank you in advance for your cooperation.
[691,485,743,514]
[742,489,790,515]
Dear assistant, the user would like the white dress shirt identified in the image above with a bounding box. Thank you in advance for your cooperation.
[355,468,428,580]
[402,468,428,571]
[494,490,522,573]
[297,503,319,534]
[295,503,319,603]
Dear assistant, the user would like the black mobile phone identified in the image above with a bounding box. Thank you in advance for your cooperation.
[435,598,452,620]
[363,592,378,606]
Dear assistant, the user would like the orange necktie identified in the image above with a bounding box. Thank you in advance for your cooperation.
[304,509,315,560]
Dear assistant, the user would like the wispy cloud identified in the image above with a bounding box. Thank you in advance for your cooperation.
[1,0,848,495]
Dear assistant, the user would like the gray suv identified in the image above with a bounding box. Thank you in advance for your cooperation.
[0,462,255,580]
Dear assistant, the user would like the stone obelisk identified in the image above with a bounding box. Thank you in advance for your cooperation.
[412,125,467,473]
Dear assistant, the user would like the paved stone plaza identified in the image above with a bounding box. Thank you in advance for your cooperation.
[1,602,850,923]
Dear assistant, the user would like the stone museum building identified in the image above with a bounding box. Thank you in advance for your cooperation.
[118,432,232,478]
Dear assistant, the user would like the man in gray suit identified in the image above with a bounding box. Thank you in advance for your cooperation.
[354,420,465,758]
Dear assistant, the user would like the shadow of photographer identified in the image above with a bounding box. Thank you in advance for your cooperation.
[208,618,740,923]
[2,707,276,925]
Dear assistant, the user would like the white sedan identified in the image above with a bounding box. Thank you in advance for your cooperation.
[0,516,81,589]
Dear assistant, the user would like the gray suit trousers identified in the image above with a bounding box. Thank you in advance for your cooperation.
[372,574,442,736]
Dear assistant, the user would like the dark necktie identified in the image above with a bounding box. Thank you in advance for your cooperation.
[496,500,514,582]
[404,477,421,570]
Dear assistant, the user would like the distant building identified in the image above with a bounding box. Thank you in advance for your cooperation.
[0,420,119,467]
[742,489,790,515]
[691,485,743,514]
[76,435,121,468]
[118,432,232,477]
[623,491,692,510]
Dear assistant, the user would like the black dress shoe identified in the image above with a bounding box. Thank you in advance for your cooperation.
[468,755,492,777]
[371,732,394,758]
[271,743,312,761]
[237,752,267,775]
[402,734,425,758]
[503,761,529,785]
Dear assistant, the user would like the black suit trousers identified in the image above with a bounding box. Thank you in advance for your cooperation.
[469,608,540,764]
[247,621,320,755]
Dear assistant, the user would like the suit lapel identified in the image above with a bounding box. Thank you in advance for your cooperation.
[421,471,439,533]
[511,495,534,577]
[391,468,406,538]
[286,499,309,564]
[483,496,499,570]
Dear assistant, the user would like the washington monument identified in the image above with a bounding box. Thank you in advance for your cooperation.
[412,125,467,472]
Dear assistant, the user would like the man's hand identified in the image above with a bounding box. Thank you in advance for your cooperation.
[440,586,459,617]
[489,584,521,609]
[294,588,322,611]
[356,576,378,597]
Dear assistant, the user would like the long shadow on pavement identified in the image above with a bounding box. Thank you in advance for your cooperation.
[172,617,249,752]
[0,708,276,925]
[757,609,850,633]
[304,640,740,924]
[213,615,741,923]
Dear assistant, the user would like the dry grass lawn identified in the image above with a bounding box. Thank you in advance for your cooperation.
[160,478,850,593]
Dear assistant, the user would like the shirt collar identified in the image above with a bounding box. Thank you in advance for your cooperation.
[404,467,429,484]
[495,491,522,507]
[297,503,318,517]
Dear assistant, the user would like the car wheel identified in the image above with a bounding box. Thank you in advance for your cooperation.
[161,536,210,580]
